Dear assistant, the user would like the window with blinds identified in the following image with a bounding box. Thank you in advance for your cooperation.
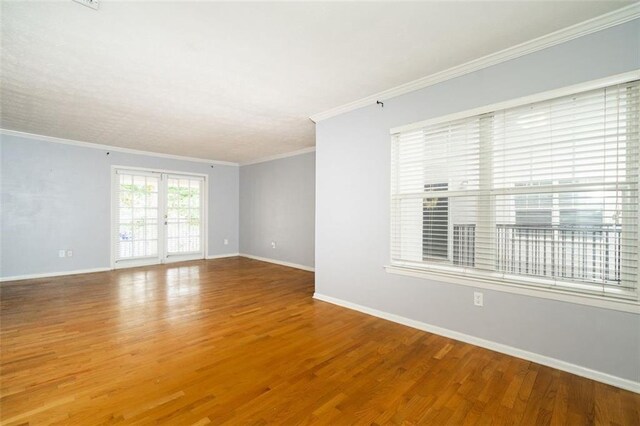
[391,79,639,300]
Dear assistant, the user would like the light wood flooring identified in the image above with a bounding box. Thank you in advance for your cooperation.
[1,257,638,425]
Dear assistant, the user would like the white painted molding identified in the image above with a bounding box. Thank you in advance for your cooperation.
[0,267,111,283]
[0,254,307,282]
[240,146,316,166]
[313,292,640,394]
[385,266,640,315]
[309,4,640,122]
[0,129,239,166]
[390,70,640,135]
[239,253,315,272]
[206,253,240,260]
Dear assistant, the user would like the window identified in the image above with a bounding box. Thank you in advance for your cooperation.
[391,79,639,300]
[423,183,448,260]
[116,171,160,260]
[113,168,205,268]
[166,176,203,255]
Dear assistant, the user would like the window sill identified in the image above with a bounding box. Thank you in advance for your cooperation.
[384,265,640,314]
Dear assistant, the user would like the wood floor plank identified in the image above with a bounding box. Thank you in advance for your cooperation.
[1,257,638,425]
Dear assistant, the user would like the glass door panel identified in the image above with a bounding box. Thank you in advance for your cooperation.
[115,171,161,266]
[165,176,203,259]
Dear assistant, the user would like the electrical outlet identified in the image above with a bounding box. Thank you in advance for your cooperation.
[473,292,483,307]
[271,241,277,249]
[66,250,73,257]
[58,250,66,258]
[223,239,229,245]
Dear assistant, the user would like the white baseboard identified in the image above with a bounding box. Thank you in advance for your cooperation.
[0,253,307,282]
[0,267,111,283]
[239,253,315,272]
[206,253,240,260]
[313,292,640,394]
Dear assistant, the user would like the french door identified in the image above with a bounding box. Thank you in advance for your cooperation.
[112,168,205,268]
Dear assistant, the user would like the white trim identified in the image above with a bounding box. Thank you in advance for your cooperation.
[309,4,640,123]
[385,265,640,315]
[110,166,208,269]
[110,167,117,269]
[239,253,315,272]
[387,73,640,313]
[0,267,111,282]
[0,254,287,281]
[240,147,316,166]
[164,253,206,264]
[390,71,640,134]
[113,258,160,270]
[312,292,640,394]
[206,253,240,260]
[112,165,209,178]
[0,129,239,166]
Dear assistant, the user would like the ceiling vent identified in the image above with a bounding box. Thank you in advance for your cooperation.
[72,0,99,10]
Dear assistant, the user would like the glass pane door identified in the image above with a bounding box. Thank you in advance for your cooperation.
[113,169,205,268]
[165,176,203,259]
[115,171,160,265]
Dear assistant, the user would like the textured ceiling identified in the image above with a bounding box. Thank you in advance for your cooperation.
[0,1,633,163]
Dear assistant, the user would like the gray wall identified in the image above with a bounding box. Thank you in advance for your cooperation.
[0,133,239,278]
[240,152,315,268]
[316,20,640,382]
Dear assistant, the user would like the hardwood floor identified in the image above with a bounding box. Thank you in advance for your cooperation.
[1,257,638,425]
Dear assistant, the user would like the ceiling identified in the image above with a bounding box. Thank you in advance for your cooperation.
[0,1,634,163]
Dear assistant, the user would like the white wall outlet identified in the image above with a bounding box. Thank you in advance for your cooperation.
[473,291,483,307]
[271,241,277,249]
[58,250,66,258]
[66,250,73,257]
[223,239,229,245]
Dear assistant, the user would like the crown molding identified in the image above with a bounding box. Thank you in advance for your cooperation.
[0,129,239,166]
[390,70,640,135]
[309,3,640,123]
[240,146,316,166]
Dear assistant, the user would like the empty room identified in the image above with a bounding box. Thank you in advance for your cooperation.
[1,1,639,424]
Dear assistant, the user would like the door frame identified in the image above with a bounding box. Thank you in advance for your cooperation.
[110,165,208,269]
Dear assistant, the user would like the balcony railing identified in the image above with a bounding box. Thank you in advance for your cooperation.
[452,224,622,284]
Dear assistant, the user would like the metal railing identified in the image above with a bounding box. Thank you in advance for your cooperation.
[451,224,622,284]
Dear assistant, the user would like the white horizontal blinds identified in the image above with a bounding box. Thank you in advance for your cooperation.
[493,81,639,295]
[391,116,481,264]
[116,170,160,261]
[391,79,640,299]
[166,175,203,255]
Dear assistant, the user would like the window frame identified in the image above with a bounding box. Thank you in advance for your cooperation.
[386,70,640,314]
[109,165,209,270]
